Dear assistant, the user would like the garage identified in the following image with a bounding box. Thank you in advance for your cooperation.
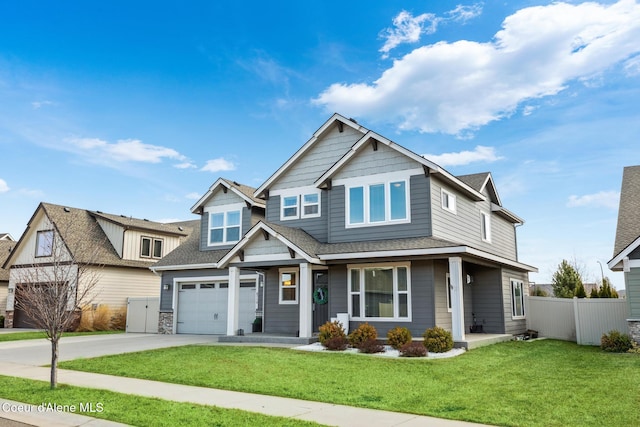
[176,281,256,334]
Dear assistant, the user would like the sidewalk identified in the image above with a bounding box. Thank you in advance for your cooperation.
[0,362,490,427]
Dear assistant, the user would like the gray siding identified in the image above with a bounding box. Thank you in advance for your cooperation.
[199,206,252,251]
[502,268,529,335]
[263,268,299,335]
[629,247,640,260]
[328,175,431,243]
[271,125,363,190]
[266,192,328,242]
[470,267,504,333]
[626,268,640,318]
[159,268,227,311]
[335,142,422,179]
[431,178,517,260]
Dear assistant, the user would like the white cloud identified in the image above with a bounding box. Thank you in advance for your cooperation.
[67,137,187,164]
[31,100,54,109]
[447,4,483,23]
[201,157,236,173]
[424,145,503,167]
[316,0,640,136]
[0,178,9,193]
[567,191,620,209]
[186,192,201,200]
[623,54,640,76]
[174,162,197,169]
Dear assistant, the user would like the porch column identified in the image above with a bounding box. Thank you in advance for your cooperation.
[227,266,240,336]
[449,257,465,341]
[299,263,313,338]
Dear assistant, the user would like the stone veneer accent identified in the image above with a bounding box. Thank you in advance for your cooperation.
[628,320,640,346]
[158,311,174,334]
[4,311,13,328]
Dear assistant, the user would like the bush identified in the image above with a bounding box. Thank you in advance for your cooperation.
[323,336,348,351]
[601,330,633,352]
[400,341,427,357]
[348,323,378,349]
[423,326,454,353]
[76,304,123,332]
[387,327,412,350]
[110,306,127,331]
[318,320,346,346]
[358,338,385,354]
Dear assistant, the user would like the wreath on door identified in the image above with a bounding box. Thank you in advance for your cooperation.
[313,287,328,305]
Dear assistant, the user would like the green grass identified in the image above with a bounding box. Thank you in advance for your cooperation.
[0,330,123,342]
[60,340,640,427]
[0,376,318,426]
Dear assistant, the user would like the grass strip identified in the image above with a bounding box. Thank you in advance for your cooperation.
[0,375,319,426]
[0,330,123,342]
[61,340,640,427]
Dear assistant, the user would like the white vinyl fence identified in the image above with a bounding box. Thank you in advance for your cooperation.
[526,296,629,345]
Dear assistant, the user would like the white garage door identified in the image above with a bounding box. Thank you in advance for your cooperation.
[176,281,256,334]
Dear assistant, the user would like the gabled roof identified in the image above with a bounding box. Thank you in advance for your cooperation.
[0,233,14,241]
[457,172,502,205]
[0,240,14,281]
[314,130,485,202]
[217,221,537,272]
[254,113,367,198]
[191,178,265,214]
[609,165,640,269]
[4,202,170,269]
[91,211,189,236]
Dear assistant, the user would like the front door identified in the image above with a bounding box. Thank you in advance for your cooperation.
[313,271,329,331]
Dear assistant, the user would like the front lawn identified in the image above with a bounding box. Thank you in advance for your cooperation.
[0,330,122,342]
[0,376,318,426]
[60,340,640,427]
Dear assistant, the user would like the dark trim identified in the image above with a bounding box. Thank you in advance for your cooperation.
[239,249,245,262]
[262,229,270,240]
[371,138,378,151]
[337,122,344,133]
[288,248,296,259]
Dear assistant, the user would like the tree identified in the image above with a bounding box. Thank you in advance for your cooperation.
[12,210,104,389]
[574,282,587,298]
[598,277,619,299]
[590,286,599,298]
[551,259,583,298]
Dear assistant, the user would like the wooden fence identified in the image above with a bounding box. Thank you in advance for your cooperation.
[526,296,629,345]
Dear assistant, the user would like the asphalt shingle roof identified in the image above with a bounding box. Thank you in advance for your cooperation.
[0,240,14,281]
[153,220,228,267]
[456,172,489,192]
[613,165,640,257]
[91,211,188,236]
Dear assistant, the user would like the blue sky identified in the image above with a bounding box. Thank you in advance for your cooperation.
[1,0,639,289]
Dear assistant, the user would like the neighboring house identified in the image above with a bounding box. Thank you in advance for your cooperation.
[608,165,640,344]
[153,114,536,342]
[0,234,15,321]
[3,202,193,328]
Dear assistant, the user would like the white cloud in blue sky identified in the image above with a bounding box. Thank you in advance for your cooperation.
[0,179,9,193]
[67,137,187,165]
[424,146,503,167]
[567,191,620,210]
[201,158,236,173]
[317,0,640,136]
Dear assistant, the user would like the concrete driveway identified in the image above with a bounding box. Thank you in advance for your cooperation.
[0,333,219,366]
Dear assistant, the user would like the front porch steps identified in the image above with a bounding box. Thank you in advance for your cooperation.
[455,333,513,350]
[218,333,318,345]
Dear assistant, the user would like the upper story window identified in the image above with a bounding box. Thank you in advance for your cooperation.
[480,211,491,242]
[348,262,411,321]
[346,180,409,227]
[511,279,525,319]
[141,236,163,259]
[441,189,457,214]
[279,190,321,221]
[207,204,243,246]
[35,230,54,257]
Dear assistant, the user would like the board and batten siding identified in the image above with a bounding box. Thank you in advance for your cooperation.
[266,192,328,242]
[95,218,124,257]
[430,178,517,260]
[270,125,364,191]
[501,268,529,335]
[83,266,160,308]
[626,268,640,318]
[328,175,431,243]
[121,230,182,262]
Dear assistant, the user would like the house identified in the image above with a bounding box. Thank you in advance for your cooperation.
[0,234,15,322]
[152,114,536,342]
[608,165,640,344]
[3,202,194,328]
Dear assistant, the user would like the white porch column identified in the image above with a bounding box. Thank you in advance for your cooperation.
[299,263,313,338]
[449,257,465,341]
[227,266,240,336]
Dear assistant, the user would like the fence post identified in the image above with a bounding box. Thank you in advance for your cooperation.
[573,297,581,345]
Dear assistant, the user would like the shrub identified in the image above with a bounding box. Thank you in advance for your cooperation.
[348,323,378,349]
[92,305,113,331]
[76,306,96,332]
[358,338,385,354]
[110,306,127,331]
[601,330,633,352]
[400,341,427,357]
[387,327,412,350]
[423,326,454,353]
[318,320,346,346]
[323,336,348,351]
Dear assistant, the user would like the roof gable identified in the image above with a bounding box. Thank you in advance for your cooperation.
[609,165,640,267]
[192,178,264,214]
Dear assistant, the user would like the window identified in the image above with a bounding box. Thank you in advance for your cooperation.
[280,192,321,220]
[441,189,456,214]
[346,180,409,227]
[279,269,298,304]
[511,279,525,319]
[35,230,54,257]
[348,263,411,320]
[446,273,452,312]
[141,237,164,259]
[208,209,241,245]
[481,211,491,242]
